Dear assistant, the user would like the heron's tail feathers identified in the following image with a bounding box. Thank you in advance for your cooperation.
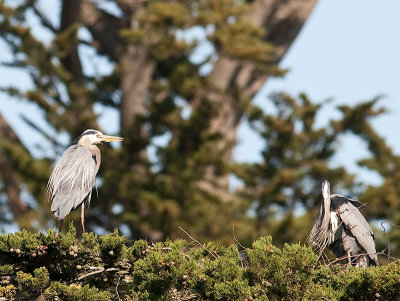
[51,188,84,220]
[52,203,73,220]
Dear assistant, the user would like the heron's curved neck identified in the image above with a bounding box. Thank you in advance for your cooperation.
[322,196,332,227]
[78,137,101,173]
[89,145,101,173]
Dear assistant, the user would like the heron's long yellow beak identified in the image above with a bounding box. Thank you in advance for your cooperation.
[100,135,124,142]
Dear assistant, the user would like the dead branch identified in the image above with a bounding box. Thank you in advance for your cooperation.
[179,226,218,259]
[232,224,246,250]
[76,267,123,281]
[76,267,105,280]
[380,220,400,262]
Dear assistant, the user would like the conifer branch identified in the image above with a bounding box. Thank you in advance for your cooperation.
[80,0,126,61]
[0,115,30,219]
[32,4,57,33]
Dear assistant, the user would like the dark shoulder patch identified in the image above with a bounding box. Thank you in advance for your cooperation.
[92,154,97,164]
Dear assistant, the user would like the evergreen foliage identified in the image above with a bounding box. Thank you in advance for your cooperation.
[0,227,399,300]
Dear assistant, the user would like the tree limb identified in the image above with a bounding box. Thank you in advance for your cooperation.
[0,115,29,218]
[32,4,57,33]
[61,0,85,85]
[60,0,99,135]
[237,0,319,98]
[208,0,319,97]
[81,0,154,134]
[80,0,127,61]
[190,0,319,191]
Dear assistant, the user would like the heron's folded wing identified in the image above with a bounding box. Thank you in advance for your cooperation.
[48,145,96,218]
[333,196,378,264]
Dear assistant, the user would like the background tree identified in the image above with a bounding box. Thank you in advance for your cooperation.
[0,0,398,256]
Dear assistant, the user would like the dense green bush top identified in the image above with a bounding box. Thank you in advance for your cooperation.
[0,226,399,300]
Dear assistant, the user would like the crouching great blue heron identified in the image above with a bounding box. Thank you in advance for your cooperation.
[307,180,379,267]
[47,129,123,232]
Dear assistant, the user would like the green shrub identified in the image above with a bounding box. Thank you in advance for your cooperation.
[0,226,398,300]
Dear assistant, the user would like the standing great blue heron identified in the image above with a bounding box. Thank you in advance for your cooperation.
[307,180,379,267]
[47,129,123,232]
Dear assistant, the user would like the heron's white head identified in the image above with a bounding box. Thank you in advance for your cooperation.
[78,129,123,146]
[322,180,330,199]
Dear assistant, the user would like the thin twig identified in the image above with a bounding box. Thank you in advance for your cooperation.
[181,252,204,268]
[232,224,246,250]
[32,4,57,33]
[381,221,390,260]
[380,220,400,262]
[179,226,218,259]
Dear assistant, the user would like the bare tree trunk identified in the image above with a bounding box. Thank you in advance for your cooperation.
[120,46,155,133]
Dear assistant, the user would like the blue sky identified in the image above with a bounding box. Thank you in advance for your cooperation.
[234,0,400,185]
[1,0,399,185]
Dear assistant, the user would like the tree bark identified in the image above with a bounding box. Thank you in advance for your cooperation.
[120,45,155,132]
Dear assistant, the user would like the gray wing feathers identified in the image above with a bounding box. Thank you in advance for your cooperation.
[333,196,378,264]
[48,145,97,220]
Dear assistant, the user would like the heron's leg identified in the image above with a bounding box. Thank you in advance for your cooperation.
[59,219,64,233]
[347,251,351,268]
[81,204,86,233]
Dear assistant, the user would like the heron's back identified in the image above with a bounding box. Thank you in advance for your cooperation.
[331,195,379,266]
[48,145,97,220]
